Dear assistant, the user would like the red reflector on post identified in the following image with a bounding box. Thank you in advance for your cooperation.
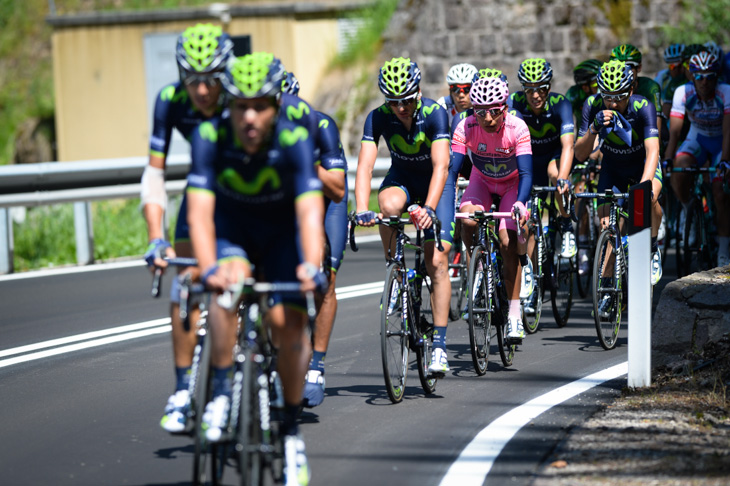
[633,188,644,228]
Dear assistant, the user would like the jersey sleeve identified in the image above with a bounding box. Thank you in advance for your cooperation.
[578,95,599,137]
[424,102,451,142]
[361,109,381,145]
[186,120,220,197]
[513,117,532,157]
[149,84,176,158]
[638,97,659,140]
[556,97,575,136]
[283,127,323,201]
[316,114,347,172]
[451,118,468,155]
[720,84,730,114]
[670,85,687,119]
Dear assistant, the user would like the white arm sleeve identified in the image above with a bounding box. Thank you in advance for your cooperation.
[140,165,167,211]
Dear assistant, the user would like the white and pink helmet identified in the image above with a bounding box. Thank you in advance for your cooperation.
[469,77,509,106]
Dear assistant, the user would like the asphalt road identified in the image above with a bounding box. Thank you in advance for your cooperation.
[0,240,675,486]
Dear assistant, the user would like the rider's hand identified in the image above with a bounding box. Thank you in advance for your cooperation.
[591,110,611,133]
[512,201,529,227]
[355,210,376,227]
[297,262,328,293]
[557,178,572,195]
[144,238,174,270]
[420,205,437,229]
[201,264,225,291]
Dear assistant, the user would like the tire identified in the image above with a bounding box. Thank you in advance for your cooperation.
[592,230,624,350]
[494,256,515,367]
[550,230,574,328]
[575,201,595,299]
[237,349,264,486]
[380,263,408,403]
[682,198,702,276]
[467,244,491,376]
[523,231,544,334]
[414,268,437,394]
[192,328,212,486]
[448,237,468,321]
[674,202,685,278]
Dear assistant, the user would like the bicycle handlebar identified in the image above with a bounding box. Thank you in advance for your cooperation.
[150,257,199,299]
[348,211,444,252]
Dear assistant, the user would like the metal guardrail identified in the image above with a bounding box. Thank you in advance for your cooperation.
[0,155,391,273]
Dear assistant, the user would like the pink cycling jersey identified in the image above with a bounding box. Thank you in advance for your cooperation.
[452,112,532,231]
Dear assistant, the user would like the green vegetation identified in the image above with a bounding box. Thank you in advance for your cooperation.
[12,198,174,271]
[595,0,633,42]
[661,0,730,46]
[332,0,399,67]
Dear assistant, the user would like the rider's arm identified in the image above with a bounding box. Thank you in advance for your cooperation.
[425,140,450,209]
[316,115,347,203]
[556,98,576,181]
[641,137,660,183]
[574,97,600,162]
[722,111,730,161]
[665,85,686,161]
[516,154,533,204]
[355,110,380,213]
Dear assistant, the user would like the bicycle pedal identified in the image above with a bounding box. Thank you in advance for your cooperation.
[428,371,445,380]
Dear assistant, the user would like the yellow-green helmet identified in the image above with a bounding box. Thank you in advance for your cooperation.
[378,57,421,96]
[222,52,286,99]
[517,58,553,84]
[610,44,642,67]
[473,68,509,87]
[597,60,634,93]
[176,23,233,75]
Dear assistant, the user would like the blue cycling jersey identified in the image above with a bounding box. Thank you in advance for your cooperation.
[149,82,223,158]
[362,98,451,174]
[509,91,575,158]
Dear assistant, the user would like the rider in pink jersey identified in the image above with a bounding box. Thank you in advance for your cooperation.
[451,77,533,341]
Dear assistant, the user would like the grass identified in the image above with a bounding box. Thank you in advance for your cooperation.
[331,0,399,67]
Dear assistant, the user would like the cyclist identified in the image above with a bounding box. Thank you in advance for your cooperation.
[282,72,348,408]
[566,59,601,123]
[438,63,479,124]
[186,52,325,486]
[452,76,533,340]
[510,58,576,313]
[141,23,232,434]
[665,51,730,267]
[575,60,662,314]
[610,44,662,138]
[655,44,686,120]
[354,57,455,376]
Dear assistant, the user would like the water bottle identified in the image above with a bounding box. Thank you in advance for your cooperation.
[407,268,417,283]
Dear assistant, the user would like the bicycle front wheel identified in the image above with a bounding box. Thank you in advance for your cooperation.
[381,263,409,403]
[523,232,544,334]
[415,273,437,394]
[467,245,491,375]
[448,237,468,321]
[575,201,595,298]
[494,258,515,367]
[237,348,265,486]
[192,329,212,486]
[592,230,624,350]
[550,230,574,328]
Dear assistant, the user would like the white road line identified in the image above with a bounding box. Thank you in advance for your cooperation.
[439,361,629,486]
[0,325,171,369]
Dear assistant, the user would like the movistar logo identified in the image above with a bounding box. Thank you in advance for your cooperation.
[606,128,638,146]
[549,94,563,106]
[485,163,507,173]
[286,102,310,121]
[529,124,557,138]
[199,122,217,142]
[319,119,329,129]
[160,85,189,104]
[422,104,440,116]
[378,105,392,114]
[218,167,281,195]
[389,131,430,154]
[633,99,648,111]
[279,126,309,147]
[513,93,526,104]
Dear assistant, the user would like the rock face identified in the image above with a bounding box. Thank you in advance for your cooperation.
[653,266,730,367]
[381,0,682,98]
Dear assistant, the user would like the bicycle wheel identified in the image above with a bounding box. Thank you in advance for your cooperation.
[467,244,491,375]
[682,198,705,276]
[380,263,408,403]
[192,329,212,486]
[448,237,468,321]
[575,201,594,298]
[494,258,515,367]
[550,230,574,328]
[592,230,623,350]
[415,271,437,393]
[237,348,264,486]
[522,231,544,334]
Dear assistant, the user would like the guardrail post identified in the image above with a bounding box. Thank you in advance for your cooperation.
[74,201,94,265]
[0,208,13,274]
[627,181,652,388]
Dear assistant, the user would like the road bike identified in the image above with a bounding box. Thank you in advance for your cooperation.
[448,178,469,321]
[571,162,600,298]
[349,212,443,403]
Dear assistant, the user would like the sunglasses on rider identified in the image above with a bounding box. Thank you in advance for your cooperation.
[182,73,222,87]
[385,91,418,108]
[450,84,471,95]
[694,72,718,82]
[523,83,550,95]
[474,106,505,118]
[668,62,680,70]
[601,91,630,103]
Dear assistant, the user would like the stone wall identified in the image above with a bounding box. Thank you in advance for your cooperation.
[653,266,730,367]
[382,0,682,101]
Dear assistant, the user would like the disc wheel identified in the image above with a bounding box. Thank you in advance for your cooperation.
[380,263,408,403]
[467,245,492,375]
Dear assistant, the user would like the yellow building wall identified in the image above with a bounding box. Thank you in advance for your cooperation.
[52,16,339,161]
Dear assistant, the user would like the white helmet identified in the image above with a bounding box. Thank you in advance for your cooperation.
[446,63,478,85]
